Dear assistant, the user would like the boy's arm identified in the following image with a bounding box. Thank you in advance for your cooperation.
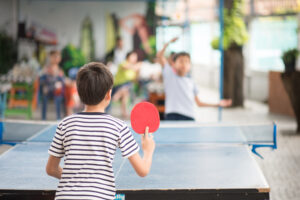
[128,151,153,177]
[156,37,178,67]
[121,62,142,71]
[46,155,62,179]
[195,95,232,107]
[128,127,155,177]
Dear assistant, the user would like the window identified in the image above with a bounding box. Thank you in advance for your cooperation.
[248,16,298,71]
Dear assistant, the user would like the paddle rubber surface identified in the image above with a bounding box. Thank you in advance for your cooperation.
[130,102,160,134]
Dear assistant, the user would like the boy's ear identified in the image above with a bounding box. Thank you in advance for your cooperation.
[105,89,112,101]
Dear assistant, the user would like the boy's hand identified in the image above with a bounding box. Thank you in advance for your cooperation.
[141,126,155,154]
[169,37,178,44]
[219,99,232,107]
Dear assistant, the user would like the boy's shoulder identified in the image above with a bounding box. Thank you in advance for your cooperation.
[103,114,128,129]
[58,113,128,131]
[163,63,177,77]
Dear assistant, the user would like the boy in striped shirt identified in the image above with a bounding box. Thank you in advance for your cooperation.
[46,62,155,200]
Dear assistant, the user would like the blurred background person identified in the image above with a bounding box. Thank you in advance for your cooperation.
[120,14,152,61]
[105,37,126,75]
[39,50,65,120]
[64,67,81,116]
[111,51,141,118]
[113,37,126,67]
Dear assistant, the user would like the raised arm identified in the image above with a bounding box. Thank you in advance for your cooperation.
[128,127,155,177]
[156,37,178,67]
[195,96,232,107]
[121,62,142,71]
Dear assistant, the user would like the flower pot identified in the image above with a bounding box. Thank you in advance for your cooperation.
[283,60,296,73]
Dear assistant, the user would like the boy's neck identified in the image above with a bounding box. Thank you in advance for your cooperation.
[84,103,108,113]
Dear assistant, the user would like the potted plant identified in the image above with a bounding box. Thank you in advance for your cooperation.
[0,31,17,74]
[60,44,86,75]
[282,48,299,73]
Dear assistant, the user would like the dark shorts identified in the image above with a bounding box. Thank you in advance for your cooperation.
[111,82,132,97]
[106,82,132,112]
[165,113,195,121]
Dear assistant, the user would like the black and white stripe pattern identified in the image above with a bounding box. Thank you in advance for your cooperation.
[48,112,139,200]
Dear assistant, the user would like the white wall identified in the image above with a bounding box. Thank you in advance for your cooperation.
[19,0,147,59]
[192,65,269,102]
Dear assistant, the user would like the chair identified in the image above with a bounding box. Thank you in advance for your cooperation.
[5,82,34,119]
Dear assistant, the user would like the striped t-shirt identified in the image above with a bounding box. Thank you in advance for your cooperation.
[48,112,140,200]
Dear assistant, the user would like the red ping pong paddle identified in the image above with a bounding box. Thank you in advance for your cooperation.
[130,102,160,134]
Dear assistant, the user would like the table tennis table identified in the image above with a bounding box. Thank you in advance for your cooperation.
[0,121,276,200]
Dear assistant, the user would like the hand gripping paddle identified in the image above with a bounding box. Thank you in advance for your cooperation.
[130,102,160,134]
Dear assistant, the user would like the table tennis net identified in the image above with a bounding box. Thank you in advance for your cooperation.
[136,123,276,146]
[1,122,276,147]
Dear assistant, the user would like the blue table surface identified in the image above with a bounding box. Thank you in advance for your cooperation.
[0,123,270,191]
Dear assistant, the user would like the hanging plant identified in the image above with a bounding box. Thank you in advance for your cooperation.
[211,0,249,50]
[0,31,17,74]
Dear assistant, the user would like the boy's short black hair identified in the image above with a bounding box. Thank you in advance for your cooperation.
[173,52,190,62]
[76,62,113,105]
[126,51,136,59]
[49,50,60,56]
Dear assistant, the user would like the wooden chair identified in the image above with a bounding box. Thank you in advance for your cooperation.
[5,82,34,119]
[148,92,165,120]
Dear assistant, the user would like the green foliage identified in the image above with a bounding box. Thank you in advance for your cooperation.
[60,44,86,74]
[145,1,157,61]
[80,17,95,62]
[282,48,299,72]
[145,2,156,33]
[0,32,17,74]
[211,0,249,50]
[282,48,299,64]
[143,35,156,61]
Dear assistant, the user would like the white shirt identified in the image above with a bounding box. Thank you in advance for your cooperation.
[113,48,126,66]
[163,64,198,119]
